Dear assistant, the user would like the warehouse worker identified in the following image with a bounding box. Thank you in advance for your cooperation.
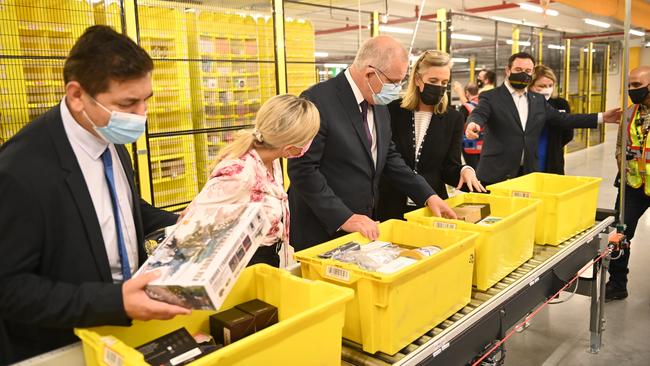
[459,82,482,169]
[465,52,622,185]
[452,68,496,104]
[0,25,190,364]
[607,65,650,301]
[288,36,456,250]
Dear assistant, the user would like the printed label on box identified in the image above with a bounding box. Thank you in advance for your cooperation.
[103,346,123,366]
[512,191,531,198]
[326,265,350,282]
[434,222,457,230]
[223,328,231,345]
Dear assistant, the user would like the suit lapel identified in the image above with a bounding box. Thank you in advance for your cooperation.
[404,110,416,168]
[46,104,113,282]
[373,104,384,169]
[499,85,524,132]
[335,72,374,167]
[525,92,537,133]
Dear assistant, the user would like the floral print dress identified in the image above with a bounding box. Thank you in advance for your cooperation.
[183,149,292,266]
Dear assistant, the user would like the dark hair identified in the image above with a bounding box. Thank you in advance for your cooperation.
[480,69,496,85]
[63,25,153,96]
[507,52,536,69]
[465,82,479,96]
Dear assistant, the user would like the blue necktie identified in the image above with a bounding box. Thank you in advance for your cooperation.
[101,148,131,281]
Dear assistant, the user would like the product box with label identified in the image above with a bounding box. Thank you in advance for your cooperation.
[135,203,269,310]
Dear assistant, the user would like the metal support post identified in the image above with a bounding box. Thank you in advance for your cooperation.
[589,232,611,353]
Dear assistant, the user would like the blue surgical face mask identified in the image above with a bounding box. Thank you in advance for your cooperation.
[83,97,147,144]
[367,70,401,105]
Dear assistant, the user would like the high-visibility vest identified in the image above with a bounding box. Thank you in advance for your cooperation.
[463,101,483,154]
[626,104,650,196]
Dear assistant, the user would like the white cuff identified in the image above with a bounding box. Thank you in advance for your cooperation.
[597,112,603,123]
[460,165,475,173]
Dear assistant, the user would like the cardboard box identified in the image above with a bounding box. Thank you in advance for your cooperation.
[136,203,269,310]
[235,299,278,332]
[451,206,483,223]
[210,308,255,345]
[456,203,491,220]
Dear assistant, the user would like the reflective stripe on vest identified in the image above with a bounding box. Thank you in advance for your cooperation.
[626,105,650,195]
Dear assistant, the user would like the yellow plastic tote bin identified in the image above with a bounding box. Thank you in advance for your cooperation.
[486,173,601,245]
[75,264,353,366]
[294,219,477,355]
[404,193,539,291]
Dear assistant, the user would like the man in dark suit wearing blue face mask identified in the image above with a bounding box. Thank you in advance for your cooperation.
[465,52,622,185]
[287,36,458,250]
[0,26,191,364]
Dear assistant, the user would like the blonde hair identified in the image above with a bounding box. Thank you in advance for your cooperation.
[211,94,320,169]
[401,50,452,114]
[531,64,558,98]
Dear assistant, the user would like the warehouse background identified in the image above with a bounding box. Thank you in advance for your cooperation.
[3,0,650,212]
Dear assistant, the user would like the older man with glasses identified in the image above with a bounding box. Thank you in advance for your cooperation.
[287,36,456,250]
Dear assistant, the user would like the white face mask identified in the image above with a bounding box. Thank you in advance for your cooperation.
[83,96,147,144]
[538,87,553,100]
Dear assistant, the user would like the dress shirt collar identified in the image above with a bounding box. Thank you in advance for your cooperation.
[60,97,109,160]
[344,68,367,106]
[504,80,528,97]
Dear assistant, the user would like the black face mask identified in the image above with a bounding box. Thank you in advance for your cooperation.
[477,79,484,89]
[420,83,446,106]
[629,85,649,105]
[508,71,532,90]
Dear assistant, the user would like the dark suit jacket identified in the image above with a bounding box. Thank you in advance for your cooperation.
[544,97,574,174]
[287,72,435,250]
[0,104,178,364]
[468,84,598,183]
[377,101,465,221]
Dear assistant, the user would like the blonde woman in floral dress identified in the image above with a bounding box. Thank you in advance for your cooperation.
[182,94,320,267]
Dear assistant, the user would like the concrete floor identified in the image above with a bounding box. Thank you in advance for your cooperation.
[504,124,650,366]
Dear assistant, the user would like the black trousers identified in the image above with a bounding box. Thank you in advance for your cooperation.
[608,185,650,288]
[247,243,280,267]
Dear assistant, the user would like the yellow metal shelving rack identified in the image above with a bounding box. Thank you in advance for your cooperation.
[286,19,316,96]
[186,9,265,188]
[135,1,198,210]
[0,0,93,143]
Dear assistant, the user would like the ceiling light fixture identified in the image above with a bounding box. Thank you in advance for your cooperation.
[519,3,559,16]
[630,29,646,37]
[489,16,540,28]
[451,33,482,41]
[379,25,413,34]
[506,40,532,46]
[584,18,610,28]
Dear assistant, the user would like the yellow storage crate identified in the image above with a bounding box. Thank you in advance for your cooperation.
[75,264,353,366]
[294,219,477,354]
[404,193,539,291]
[486,173,602,245]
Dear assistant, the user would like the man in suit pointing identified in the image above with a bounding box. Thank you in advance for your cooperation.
[288,36,456,250]
[465,52,621,185]
[0,26,190,364]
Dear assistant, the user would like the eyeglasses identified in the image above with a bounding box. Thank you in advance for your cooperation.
[369,65,404,87]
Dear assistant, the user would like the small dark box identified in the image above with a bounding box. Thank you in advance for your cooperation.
[235,299,279,332]
[210,307,255,345]
[135,328,200,366]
